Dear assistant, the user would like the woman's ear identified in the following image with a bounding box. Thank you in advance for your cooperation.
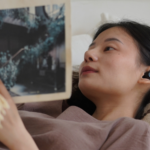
[138,70,150,84]
[142,71,150,79]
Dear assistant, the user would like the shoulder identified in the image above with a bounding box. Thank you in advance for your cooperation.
[102,118,150,149]
[112,117,150,135]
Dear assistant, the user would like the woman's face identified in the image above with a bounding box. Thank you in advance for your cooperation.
[78,27,143,101]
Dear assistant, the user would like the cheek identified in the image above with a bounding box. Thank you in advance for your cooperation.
[78,54,139,96]
[102,56,138,93]
[94,55,138,94]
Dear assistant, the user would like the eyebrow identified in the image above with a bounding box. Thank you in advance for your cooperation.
[89,37,123,48]
[104,37,123,44]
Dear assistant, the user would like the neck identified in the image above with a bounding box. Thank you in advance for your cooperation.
[91,92,143,121]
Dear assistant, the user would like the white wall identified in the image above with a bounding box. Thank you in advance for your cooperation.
[71,0,150,36]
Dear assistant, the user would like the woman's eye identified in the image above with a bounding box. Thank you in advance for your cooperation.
[105,47,114,51]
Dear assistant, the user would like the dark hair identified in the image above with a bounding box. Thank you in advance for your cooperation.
[67,20,150,119]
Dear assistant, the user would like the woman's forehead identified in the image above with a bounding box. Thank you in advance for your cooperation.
[94,27,136,46]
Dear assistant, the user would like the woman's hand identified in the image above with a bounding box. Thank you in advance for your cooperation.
[0,80,39,150]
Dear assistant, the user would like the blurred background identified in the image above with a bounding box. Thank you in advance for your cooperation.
[71,0,150,66]
[71,0,150,36]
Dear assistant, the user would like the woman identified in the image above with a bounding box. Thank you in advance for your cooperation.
[0,20,150,150]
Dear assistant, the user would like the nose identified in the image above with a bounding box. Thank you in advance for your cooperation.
[84,50,98,63]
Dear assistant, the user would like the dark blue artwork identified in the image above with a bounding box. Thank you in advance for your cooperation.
[0,4,65,96]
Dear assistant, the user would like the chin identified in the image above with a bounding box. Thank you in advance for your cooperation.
[78,79,91,90]
[78,80,98,99]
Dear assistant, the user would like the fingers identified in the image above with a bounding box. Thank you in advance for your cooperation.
[0,94,10,109]
[0,80,13,104]
[1,109,6,115]
[0,94,10,129]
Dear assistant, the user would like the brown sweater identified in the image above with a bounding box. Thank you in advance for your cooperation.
[0,100,150,150]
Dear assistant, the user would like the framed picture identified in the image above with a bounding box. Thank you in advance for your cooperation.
[0,0,71,103]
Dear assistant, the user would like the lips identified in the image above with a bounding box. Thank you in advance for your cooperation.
[81,66,98,75]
